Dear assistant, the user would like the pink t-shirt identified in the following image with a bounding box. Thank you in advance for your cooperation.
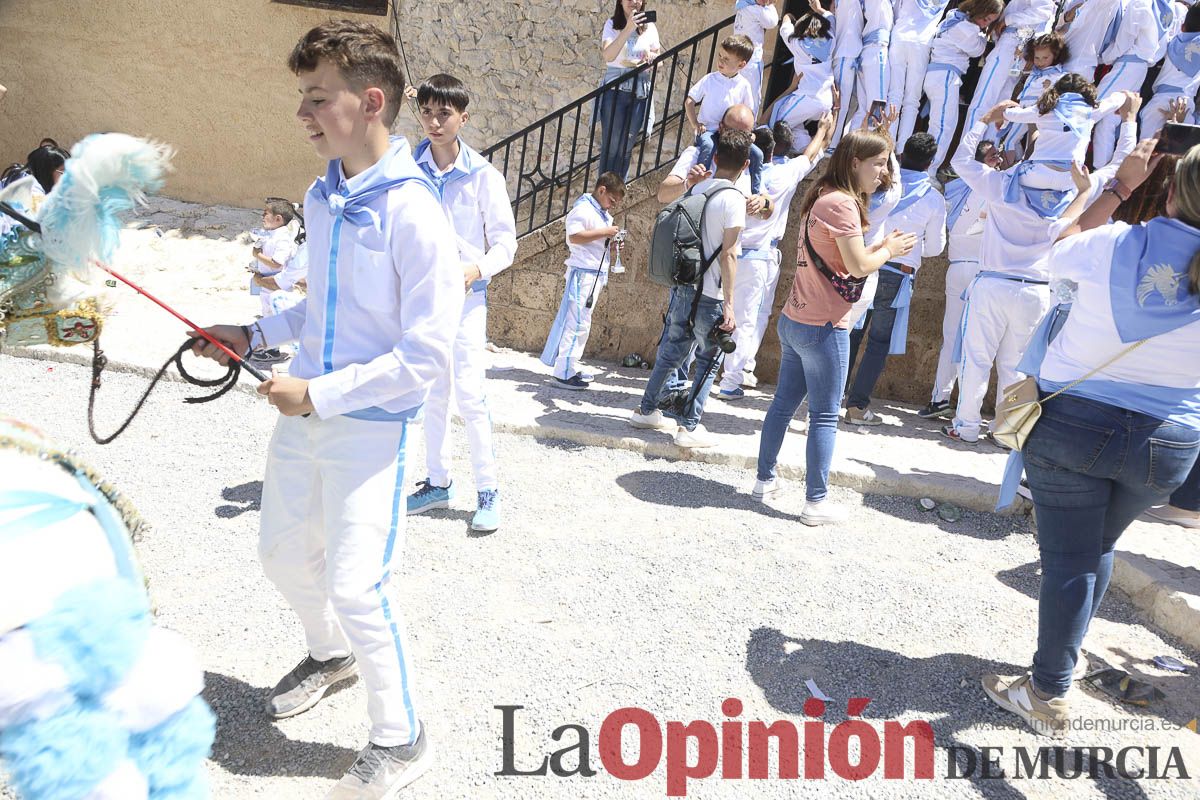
[784,189,863,329]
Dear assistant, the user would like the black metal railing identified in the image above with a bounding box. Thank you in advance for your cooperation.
[482,14,774,237]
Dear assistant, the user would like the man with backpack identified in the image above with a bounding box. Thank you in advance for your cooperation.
[630,129,751,448]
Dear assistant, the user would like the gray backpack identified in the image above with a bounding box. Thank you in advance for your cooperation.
[648,185,739,288]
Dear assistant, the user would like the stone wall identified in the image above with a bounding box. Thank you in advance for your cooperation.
[2,1,734,208]
[488,166,999,409]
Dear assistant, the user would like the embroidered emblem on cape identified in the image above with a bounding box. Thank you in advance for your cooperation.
[1187,41,1200,61]
[1137,264,1184,307]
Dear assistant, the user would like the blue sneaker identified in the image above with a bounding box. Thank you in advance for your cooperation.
[471,489,500,532]
[407,479,453,515]
[716,387,745,401]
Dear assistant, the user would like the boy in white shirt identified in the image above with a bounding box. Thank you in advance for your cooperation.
[540,173,625,390]
[1141,5,1200,136]
[248,199,302,363]
[191,20,461,797]
[407,74,517,534]
[687,34,764,193]
[733,0,780,111]
[844,133,947,425]
[630,129,749,448]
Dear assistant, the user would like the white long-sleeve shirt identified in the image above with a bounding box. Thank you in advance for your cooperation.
[779,14,835,85]
[892,0,952,45]
[1002,0,1061,29]
[880,183,947,271]
[1155,32,1200,95]
[258,139,463,420]
[1101,0,1165,64]
[862,0,894,45]
[734,1,781,58]
[1060,0,1123,71]
[867,152,903,248]
[928,15,989,73]
[952,119,1137,279]
[414,139,517,287]
[1003,92,1126,164]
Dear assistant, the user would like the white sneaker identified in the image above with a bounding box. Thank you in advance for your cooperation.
[800,499,848,526]
[752,478,781,500]
[981,673,1069,738]
[674,424,717,448]
[630,409,674,430]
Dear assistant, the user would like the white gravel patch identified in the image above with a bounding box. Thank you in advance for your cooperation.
[2,353,1199,800]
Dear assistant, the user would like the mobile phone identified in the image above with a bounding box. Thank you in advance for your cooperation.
[641,9,657,23]
[1155,123,1200,155]
[867,100,886,127]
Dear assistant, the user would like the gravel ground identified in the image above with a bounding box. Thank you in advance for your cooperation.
[2,353,1200,800]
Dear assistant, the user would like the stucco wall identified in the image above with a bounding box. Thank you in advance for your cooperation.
[1,1,731,208]
[489,167,999,409]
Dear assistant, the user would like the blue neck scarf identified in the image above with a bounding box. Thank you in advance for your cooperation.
[735,0,758,9]
[1002,160,1074,219]
[943,178,972,230]
[796,32,834,63]
[891,169,934,214]
[1052,92,1093,138]
[1109,217,1200,342]
[936,10,966,37]
[1167,32,1200,78]
[313,137,435,231]
[413,137,488,199]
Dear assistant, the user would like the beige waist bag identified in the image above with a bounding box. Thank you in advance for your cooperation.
[992,340,1147,451]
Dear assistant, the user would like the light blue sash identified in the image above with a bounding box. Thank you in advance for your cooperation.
[936,10,966,37]
[1002,160,1075,219]
[891,169,934,215]
[943,178,972,230]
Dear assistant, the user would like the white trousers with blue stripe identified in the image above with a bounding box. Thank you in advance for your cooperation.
[851,44,890,128]
[260,414,419,747]
[423,289,498,491]
[963,30,1025,132]
[923,68,964,175]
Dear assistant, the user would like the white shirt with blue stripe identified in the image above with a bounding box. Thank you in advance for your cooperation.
[927,15,988,73]
[953,120,1136,279]
[258,138,463,420]
[414,138,517,288]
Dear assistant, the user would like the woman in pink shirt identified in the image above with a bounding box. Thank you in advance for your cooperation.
[753,129,916,525]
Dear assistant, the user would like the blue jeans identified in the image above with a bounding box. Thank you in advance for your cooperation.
[1024,393,1200,696]
[1169,459,1200,511]
[694,131,764,194]
[846,269,904,408]
[756,316,850,501]
[639,285,725,431]
[598,85,648,181]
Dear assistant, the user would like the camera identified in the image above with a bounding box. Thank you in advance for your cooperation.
[710,325,735,353]
[610,228,628,275]
[657,389,689,417]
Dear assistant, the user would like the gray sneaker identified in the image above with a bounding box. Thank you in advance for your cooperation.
[325,727,434,799]
[266,654,358,719]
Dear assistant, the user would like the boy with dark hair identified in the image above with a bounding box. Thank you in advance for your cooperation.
[406,73,517,534]
[631,129,749,447]
[191,19,462,797]
[541,172,625,389]
[844,131,946,426]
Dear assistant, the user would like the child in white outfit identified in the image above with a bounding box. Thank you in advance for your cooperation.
[765,8,835,146]
[541,173,624,389]
[733,0,780,112]
[1001,74,1126,192]
[407,74,517,534]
